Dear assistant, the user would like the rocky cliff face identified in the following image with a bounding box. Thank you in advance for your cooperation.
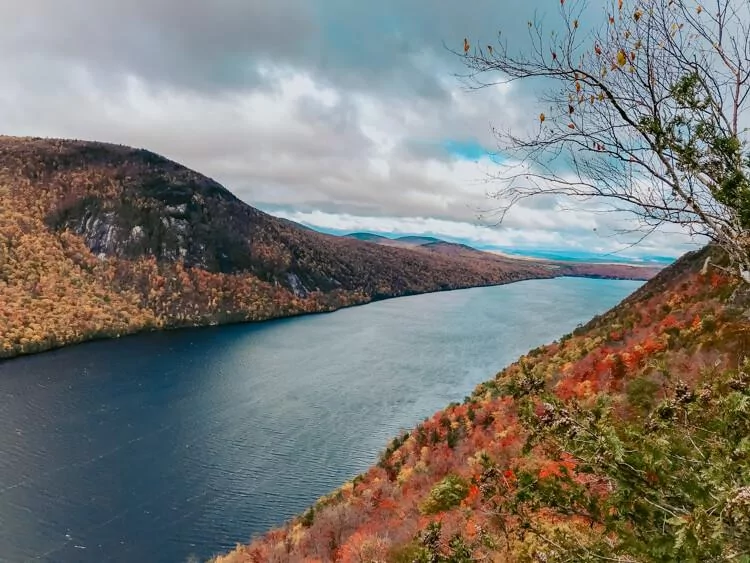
[43,150,262,275]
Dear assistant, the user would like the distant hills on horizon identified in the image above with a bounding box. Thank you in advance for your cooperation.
[343,231,675,266]
[347,232,444,246]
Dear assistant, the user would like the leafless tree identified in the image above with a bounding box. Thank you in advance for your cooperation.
[462,0,750,278]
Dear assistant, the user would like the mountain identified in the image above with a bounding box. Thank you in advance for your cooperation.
[422,240,478,252]
[345,233,444,247]
[420,240,497,258]
[0,136,655,360]
[346,232,472,251]
[345,232,390,242]
[344,233,441,249]
[215,247,750,562]
[394,235,444,246]
[350,232,663,281]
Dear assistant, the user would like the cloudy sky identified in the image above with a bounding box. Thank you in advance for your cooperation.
[2,0,699,261]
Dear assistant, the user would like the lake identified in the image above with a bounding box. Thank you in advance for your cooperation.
[0,277,640,562]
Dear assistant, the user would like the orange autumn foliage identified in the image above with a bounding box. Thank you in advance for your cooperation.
[213,246,745,563]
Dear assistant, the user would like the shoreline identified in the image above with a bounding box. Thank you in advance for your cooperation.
[0,273,647,364]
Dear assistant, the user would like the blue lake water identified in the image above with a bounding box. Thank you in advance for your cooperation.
[0,277,640,562]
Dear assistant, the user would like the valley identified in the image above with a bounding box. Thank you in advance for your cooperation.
[0,136,658,360]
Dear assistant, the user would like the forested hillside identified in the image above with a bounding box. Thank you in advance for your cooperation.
[216,247,750,562]
[0,136,656,359]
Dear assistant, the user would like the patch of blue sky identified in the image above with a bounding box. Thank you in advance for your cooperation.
[441,139,504,164]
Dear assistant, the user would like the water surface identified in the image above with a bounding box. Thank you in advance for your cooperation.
[0,278,640,562]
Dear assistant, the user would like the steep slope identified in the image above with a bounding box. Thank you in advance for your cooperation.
[0,136,653,360]
[217,247,750,562]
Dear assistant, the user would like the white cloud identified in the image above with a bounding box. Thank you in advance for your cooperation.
[270,209,696,259]
[0,0,707,259]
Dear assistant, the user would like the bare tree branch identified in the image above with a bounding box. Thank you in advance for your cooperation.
[458,0,750,278]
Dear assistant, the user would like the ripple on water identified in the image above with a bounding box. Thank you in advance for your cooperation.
[0,278,641,562]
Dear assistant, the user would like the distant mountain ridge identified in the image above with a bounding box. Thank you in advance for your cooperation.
[0,136,660,359]
[344,233,446,249]
[344,231,668,272]
[345,232,667,265]
[346,232,391,242]
[346,232,458,248]
[391,235,443,246]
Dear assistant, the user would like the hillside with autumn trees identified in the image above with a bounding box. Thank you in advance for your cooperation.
[215,246,750,562]
[0,136,657,360]
[214,0,750,557]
